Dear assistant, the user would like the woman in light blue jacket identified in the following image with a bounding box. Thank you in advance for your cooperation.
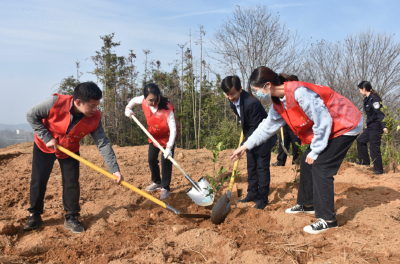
[231,67,363,234]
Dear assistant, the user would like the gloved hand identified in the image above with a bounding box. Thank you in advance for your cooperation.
[125,108,134,118]
[163,148,173,159]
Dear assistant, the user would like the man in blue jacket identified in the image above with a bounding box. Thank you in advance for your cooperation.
[221,75,277,209]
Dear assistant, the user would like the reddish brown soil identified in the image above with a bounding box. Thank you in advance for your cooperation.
[1,142,400,263]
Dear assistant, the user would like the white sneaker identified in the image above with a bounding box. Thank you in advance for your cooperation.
[303,219,338,234]
[146,182,161,192]
[160,188,170,200]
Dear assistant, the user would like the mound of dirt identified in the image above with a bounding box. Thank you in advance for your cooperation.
[1,142,400,263]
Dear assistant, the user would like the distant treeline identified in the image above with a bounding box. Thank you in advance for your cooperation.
[55,5,400,151]
[0,123,33,131]
[0,129,34,148]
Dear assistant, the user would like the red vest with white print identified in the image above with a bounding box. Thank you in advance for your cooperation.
[34,94,101,159]
[141,98,177,148]
[273,82,361,144]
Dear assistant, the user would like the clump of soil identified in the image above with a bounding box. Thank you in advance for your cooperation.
[1,142,400,263]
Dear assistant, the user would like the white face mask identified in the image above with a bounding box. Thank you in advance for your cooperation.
[253,82,271,100]
[255,90,271,100]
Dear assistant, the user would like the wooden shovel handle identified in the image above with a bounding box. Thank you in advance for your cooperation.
[130,115,188,177]
[57,145,167,209]
[228,131,244,192]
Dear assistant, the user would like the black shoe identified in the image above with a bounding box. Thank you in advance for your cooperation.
[24,213,43,231]
[271,162,284,167]
[303,219,338,234]
[285,204,315,214]
[373,171,383,175]
[355,161,370,167]
[64,216,86,234]
[237,196,257,203]
[254,200,268,210]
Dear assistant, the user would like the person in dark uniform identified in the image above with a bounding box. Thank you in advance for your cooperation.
[356,81,387,175]
[272,124,301,166]
[221,75,277,210]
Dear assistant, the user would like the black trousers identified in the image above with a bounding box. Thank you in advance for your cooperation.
[277,124,301,165]
[297,135,356,221]
[357,127,383,173]
[28,142,80,218]
[148,143,174,191]
[246,136,277,204]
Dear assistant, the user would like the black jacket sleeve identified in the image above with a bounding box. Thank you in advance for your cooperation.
[371,96,386,129]
[245,101,265,137]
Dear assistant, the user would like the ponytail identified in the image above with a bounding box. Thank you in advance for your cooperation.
[358,81,382,101]
[371,90,382,102]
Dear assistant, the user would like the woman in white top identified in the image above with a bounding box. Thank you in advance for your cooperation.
[125,84,177,200]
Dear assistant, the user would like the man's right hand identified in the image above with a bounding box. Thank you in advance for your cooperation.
[230,145,247,162]
[46,138,58,150]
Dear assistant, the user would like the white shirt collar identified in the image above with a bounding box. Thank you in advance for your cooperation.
[233,97,240,107]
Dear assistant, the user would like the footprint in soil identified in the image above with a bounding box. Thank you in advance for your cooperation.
[335,185,400,225]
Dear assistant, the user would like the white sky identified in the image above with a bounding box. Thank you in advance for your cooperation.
[1,0,399,124]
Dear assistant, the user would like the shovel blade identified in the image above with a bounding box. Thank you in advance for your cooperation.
[210,192,231,224]
[186,176,214,206]
[178,213,211,219]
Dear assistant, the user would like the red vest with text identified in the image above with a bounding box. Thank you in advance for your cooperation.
[273,81,361,144]
[142,99,178,148]
[34,94,101,159]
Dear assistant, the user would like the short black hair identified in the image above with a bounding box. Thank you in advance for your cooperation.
[73,82,102,103]
[221,75,241,93]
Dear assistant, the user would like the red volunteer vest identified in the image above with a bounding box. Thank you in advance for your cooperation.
[34,94,101,159]
[142,99,178,148]
[273,81,361,144]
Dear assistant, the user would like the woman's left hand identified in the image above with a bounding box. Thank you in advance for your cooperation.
[163,148,173,159]
[230,145,247,162]
[305,155,315,165]
[383,128,388,134]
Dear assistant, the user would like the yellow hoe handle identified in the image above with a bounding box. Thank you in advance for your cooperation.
[57,145,167,209]
[228,131,244,192]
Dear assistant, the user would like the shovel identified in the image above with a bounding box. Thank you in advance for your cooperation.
[210,131,244,224]
[129,115,213,207]
[280,127,290,156]
[57,145,210,219]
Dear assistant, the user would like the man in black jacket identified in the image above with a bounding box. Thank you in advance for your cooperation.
[221,76,277,209]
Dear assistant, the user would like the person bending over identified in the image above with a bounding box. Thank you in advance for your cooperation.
[25,82,123,234]
[231,67,363,234]
[221,75,277,210]
[125,83,177,200]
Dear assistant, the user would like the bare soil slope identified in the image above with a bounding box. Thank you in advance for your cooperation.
[1,142,400,263]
